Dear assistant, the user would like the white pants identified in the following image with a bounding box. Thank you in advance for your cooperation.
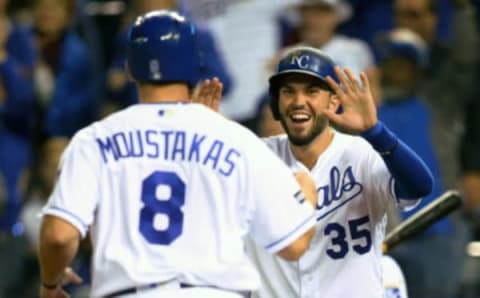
[119,287,244,298]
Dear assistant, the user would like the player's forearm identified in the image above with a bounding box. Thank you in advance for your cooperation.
[39,217,80,286]
[276,226,315,261]
[39,239,79,286]
[362,121,434,199]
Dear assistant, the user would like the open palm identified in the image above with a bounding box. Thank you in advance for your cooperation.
[324,67,378,134]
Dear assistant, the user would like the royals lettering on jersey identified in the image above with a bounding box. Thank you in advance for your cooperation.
[316,166,363,220]
[96,130,241,177]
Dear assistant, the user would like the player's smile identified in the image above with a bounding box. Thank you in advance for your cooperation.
[288,110,313,130]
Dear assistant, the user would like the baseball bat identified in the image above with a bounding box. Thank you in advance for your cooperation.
[382,190,462,253]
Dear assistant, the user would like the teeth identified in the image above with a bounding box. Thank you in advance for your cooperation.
[291,114,310,121]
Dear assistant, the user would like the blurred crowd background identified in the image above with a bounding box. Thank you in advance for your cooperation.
[1,0,480,297]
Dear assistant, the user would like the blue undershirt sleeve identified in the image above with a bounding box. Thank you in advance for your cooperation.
[361,121,434,199]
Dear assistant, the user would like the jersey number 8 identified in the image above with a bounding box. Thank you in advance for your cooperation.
[139,171,185,245]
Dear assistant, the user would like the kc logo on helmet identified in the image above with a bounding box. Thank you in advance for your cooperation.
[290,54,310,69]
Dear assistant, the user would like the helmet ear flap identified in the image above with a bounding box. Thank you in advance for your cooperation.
[269,84,280,120]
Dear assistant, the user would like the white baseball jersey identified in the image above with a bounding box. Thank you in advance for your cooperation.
[42,103,316,298]
[247,131,419,298]
[382,255,408,298]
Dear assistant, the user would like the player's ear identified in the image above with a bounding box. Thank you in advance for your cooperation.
[124,62,135,82]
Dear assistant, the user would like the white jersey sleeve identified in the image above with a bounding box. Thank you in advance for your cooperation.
[246,140,316,254]
[42,129,98,238]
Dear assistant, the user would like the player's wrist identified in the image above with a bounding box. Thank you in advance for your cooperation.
[361,121,398,156]
[41,280,59,290]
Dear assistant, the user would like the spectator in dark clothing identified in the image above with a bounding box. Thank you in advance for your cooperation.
[0,1,36,296]
[394,4,480,295]
[0,0,35,232]
[31,0,97,141]
[394,0,479,191]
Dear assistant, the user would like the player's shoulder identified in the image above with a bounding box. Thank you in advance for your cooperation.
[89,104,144,133]
[331,130,376,154]
[69,107,132,142]
[183,105,275,154]
[331,130,364,145]
[68,121,103,147]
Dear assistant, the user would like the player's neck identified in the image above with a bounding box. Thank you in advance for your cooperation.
[290,127,334,170]
[137,83,191,103]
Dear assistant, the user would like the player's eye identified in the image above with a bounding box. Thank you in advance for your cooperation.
[307,87,321,95]
[280,87,295,95]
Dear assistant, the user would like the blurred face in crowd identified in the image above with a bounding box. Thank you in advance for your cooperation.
[395,0,437,44]
[34,0,74,37]
[136,0,176,14]
[0,0,8,16]
[380,56,420,100]
[277,74,338,146]
[299,4,338,48]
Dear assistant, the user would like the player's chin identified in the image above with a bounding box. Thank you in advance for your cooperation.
[286,127,314,146]
[288,133,314,146]
[280,116,312,138]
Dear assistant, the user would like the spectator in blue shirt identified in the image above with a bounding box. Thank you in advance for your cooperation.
[376,28,461,298]
[0,0,35,231]
[31,0,97,141]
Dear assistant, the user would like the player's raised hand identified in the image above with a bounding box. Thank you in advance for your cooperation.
[323,67,378,134]
[295,172,317,208]
[191,77,223,112]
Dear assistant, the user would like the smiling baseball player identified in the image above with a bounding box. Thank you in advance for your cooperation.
[242,46,434,298]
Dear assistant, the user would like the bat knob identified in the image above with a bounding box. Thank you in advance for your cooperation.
[382,243,388,254]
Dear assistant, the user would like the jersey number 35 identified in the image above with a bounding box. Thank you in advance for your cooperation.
[325,216,372,259]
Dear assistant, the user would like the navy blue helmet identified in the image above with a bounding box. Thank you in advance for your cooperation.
[126,10,199,88]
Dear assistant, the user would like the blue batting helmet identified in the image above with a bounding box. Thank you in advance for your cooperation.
[126,10,199,88]
[268,46,338,120]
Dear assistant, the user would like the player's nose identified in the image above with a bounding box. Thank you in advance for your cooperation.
[291,93,310,109]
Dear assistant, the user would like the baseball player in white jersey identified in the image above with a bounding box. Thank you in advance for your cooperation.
[245,46,434,298]
[196,46,432,298]
[37,11,318,298]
